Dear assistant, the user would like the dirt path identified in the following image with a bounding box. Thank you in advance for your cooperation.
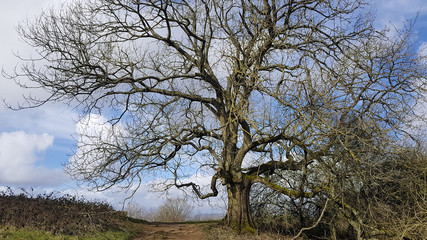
[134,223,204,240]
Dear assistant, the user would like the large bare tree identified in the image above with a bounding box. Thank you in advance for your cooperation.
[11,0,426,234]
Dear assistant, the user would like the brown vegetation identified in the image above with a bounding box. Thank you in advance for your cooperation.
[203,224,292,240]
[249,147,427,239]
[0,188,127,235]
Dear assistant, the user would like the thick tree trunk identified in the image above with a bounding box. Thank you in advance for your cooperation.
[223,178,256,234]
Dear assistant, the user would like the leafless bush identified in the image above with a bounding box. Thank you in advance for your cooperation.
[248,146,427,239]
[154,197,193,222]
[0,188,126,235]
[125,202,157,221]
[125,197,193,222]
[356,149,427,239]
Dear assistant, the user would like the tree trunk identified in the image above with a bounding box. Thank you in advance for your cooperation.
[223,178,256,234]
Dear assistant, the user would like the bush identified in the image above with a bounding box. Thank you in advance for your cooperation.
[248,148,427,239]
[126,197,193,222]
[0,188,126,235]
[125,202,157,221]
[154,197,193,222]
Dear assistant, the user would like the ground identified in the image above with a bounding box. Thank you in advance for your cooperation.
[135,223,204,240]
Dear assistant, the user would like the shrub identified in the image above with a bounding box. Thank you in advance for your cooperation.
[0,188,126,235]
[125,197,193,222]
[154,197,193,222]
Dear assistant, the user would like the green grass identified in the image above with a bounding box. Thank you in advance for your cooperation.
[0,226,134,240]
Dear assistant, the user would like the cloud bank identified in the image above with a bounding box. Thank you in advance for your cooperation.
[0,131,68,186]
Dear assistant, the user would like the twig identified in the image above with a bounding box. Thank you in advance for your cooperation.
[292,198,330,240]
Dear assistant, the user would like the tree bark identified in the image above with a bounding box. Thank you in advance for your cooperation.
[223,177,256,234]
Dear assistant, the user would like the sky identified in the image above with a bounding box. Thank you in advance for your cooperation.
[0,0,426,214]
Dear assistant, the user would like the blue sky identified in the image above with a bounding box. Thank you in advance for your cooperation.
[0,0,426,212]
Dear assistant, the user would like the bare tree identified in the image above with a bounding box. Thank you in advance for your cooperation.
[125,198,192,222]
[125,202,156,221]
[10,0,426,234]
[154,197,193,222]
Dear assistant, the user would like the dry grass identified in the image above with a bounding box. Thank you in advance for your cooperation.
[202,224,294,240]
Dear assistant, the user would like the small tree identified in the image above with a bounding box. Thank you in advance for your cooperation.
[10,0,426,234]
[125,202,156,221]
[154,197,193,222]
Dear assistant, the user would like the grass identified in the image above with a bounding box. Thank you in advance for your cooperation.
[202,223,293,240]
[0,226,134,240]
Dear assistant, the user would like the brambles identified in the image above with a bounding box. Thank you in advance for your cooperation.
[0,188,127,235]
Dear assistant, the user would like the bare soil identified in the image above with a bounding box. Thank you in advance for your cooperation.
[135,223,204,240]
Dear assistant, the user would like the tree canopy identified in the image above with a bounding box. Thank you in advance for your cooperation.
[11,0,426,237]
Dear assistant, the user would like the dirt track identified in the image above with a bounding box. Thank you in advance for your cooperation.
[135,223,204,240]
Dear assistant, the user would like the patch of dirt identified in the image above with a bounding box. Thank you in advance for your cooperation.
[135,223,204,240]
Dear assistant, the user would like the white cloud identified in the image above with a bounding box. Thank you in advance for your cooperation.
[0,0,78,141]
[75,114,128,141]
[0,0,65,104]
[374,0,427,29]
[0,105,77,140]
[418,42,427,59]
[377,0,426,14]
[68,114,128,173]
[0,131,69,186]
